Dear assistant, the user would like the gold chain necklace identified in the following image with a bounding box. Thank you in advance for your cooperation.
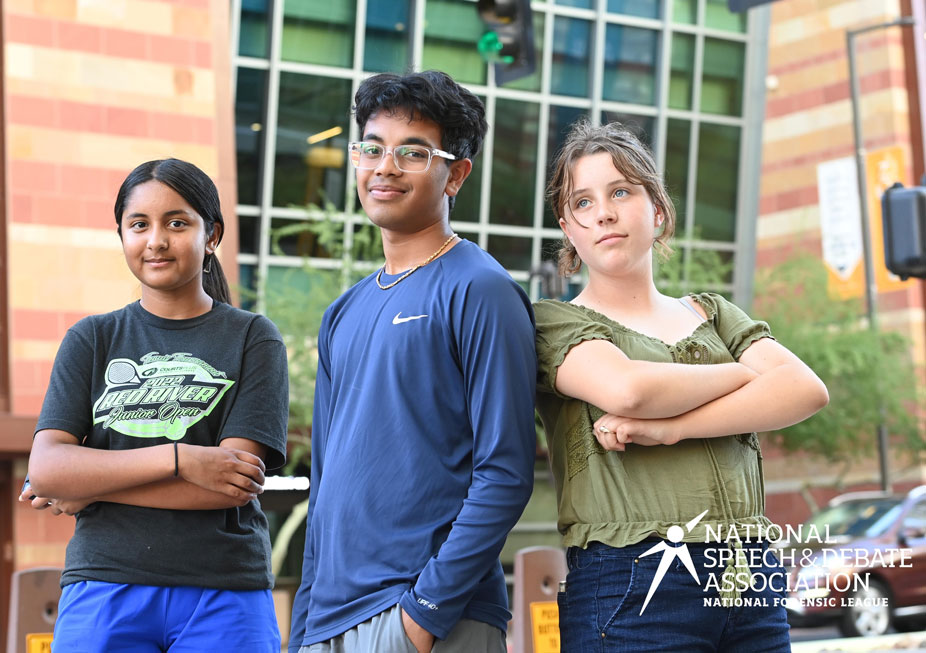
[375,234,458,290]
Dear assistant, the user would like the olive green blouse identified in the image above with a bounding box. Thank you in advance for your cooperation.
[534,293,774,549]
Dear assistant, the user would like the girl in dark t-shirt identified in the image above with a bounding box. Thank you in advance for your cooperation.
[21,159,288,653]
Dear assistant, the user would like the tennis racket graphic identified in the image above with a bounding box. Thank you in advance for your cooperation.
[106,360,141,385]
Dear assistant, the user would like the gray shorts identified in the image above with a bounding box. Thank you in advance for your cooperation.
[300,603,506,653]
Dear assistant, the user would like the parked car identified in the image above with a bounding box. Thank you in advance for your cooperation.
[782,486,926,637]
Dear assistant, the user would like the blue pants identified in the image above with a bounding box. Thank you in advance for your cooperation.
[557,540,791,652]
[52,581,280,652]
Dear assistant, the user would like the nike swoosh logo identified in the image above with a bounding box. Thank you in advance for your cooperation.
[393,312,428,324]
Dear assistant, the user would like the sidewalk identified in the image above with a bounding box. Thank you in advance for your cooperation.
[792,632,926,653]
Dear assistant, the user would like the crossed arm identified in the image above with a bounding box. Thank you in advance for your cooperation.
[556,337,828,450]
[22,429,267,514]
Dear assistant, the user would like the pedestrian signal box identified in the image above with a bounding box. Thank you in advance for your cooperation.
[882,182,926,280]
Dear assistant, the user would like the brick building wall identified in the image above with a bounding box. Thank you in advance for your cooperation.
[757,0,926,528]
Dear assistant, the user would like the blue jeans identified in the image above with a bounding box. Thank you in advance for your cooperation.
[557,540,790,652]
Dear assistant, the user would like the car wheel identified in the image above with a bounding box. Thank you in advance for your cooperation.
[838,579,892,637]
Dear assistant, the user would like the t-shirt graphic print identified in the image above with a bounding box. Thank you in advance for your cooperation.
[93,352,235,440]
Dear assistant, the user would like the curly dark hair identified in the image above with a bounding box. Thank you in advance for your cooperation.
[353,71,487,212]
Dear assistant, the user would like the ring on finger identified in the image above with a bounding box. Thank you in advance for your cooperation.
[598,425,611,435]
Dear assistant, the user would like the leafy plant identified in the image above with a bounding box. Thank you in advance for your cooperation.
[655,245,732,297]
[752,255,922,463]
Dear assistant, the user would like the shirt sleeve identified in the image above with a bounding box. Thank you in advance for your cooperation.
[534,300,613,398]
[35,321,96,440]
[398,272,537,640]
[288,310,331,651]
[694,293,773,361]
[219,315,289,470]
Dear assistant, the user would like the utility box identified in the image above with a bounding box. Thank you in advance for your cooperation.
[882,182,926,280]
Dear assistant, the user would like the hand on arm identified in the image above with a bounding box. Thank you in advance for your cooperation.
[28,429,180,500]
[27,430,268,510]
[594,338,828,448]
[18,482,92,515]
[556,339,757,418]
[90,438,267,510]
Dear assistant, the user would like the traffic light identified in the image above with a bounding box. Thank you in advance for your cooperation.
[477,0,536,85]
[881,182,926,280]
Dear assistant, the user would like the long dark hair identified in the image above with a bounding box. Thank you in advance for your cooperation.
[114,159,230,303]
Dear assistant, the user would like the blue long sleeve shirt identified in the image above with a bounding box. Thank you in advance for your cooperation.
[289,240,536,648]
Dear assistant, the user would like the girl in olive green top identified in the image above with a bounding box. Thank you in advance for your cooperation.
[535,120,827,652]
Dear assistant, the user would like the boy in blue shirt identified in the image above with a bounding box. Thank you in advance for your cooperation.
[289,71,537,653]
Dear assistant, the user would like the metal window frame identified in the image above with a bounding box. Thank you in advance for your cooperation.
[232,0,763,300]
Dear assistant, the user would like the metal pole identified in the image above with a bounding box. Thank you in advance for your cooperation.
[846,17,914,492]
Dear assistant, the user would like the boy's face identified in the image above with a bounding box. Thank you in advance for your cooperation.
[356,111,470,234]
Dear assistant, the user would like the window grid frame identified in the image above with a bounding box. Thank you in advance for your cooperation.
[232,0,764,304]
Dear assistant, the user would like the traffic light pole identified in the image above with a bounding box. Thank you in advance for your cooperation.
[846,16,914,492]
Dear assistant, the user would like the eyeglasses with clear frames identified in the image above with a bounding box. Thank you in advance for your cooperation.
[348,141,457,173]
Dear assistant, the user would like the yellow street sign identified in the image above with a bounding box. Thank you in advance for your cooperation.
[26,633,53,653]
[529,600,560,653]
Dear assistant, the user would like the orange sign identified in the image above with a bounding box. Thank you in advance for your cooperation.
[823,146,915,298]
[530,601,560,653]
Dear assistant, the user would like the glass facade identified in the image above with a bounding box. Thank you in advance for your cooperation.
[232,0,758,305]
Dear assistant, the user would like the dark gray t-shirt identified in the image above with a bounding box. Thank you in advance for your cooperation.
[36,300,288,590]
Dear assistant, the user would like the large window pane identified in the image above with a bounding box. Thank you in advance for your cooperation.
[490,99,539,227]
[423,0,487,85]
[274,74,352,210]
[695,123,739,242]
[551,17,591,97]
[705,0,747,33]
[607,0,660,19]
[600,111,654,149]
[669,33,695,110]
[238,263,257,311]
[701,38,745,116]
[555,0,592,7]
[501,12,544,93]
[281,0,355,67]
[269,217,334,258]
[665,118,691,229]
[453,150,483,223]
[239,214,259,254]
[239,0,270,58]
[488,235,532,270]
[364,0,411,73]
[235,67,267,206]
[673,0,696,25]
[602,25,658,105]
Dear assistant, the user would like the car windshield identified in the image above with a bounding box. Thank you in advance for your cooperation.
[802,497,902,540]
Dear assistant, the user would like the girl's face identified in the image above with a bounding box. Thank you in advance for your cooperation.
[559,152,662,277]
[119,180,218,298]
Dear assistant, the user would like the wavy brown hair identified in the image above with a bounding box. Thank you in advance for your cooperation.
[547,120,676,276]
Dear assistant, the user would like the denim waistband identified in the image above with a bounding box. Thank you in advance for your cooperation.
[578,538,769,555]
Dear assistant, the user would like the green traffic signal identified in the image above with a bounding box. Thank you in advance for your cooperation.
[477,31,515,64]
